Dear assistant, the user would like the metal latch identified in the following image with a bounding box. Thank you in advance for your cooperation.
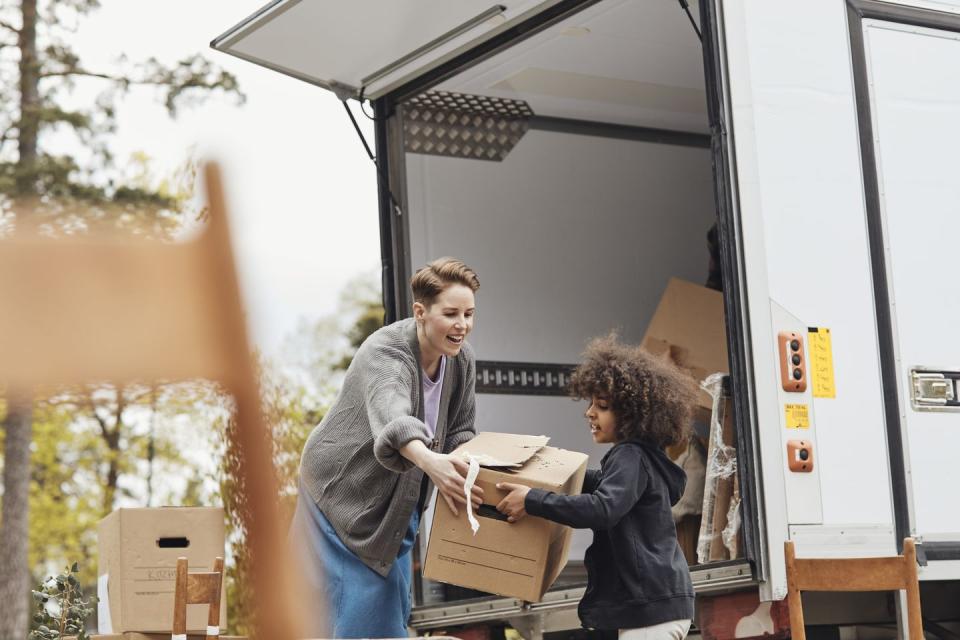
[911,369,959,410]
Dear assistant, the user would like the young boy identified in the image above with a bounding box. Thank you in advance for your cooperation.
[497,334,697,640]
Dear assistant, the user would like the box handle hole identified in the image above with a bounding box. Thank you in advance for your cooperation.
[157,537,190,548]
[476,505,510,522]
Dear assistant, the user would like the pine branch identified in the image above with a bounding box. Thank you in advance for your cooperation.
[38,67,113,81]
[0,126,16,149]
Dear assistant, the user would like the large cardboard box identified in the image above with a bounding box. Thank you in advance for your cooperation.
[97,507,226,634]
[423,433,588,602]
[641,277,729,412]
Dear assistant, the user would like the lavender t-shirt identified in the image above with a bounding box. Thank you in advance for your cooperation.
[422,356,446,439]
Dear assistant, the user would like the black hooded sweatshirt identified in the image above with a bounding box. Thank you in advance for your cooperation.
[525,440,694,630]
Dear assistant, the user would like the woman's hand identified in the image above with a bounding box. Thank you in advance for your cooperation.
[401,441,483,516]
[496,482,530,523]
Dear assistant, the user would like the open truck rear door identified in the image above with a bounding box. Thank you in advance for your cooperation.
[848,0,960,576]
[211,0,578,100]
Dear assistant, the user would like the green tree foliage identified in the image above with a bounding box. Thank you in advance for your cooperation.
[29,400,101,589]
[213,363,323,636]
[25,381,229,619]
[282,270,386,395]
[0,0,243,220]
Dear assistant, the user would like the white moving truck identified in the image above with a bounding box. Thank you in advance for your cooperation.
[212,1,960,635]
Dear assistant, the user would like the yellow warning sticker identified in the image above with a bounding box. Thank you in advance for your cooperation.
[807,327,836,399]
[785,404,810,429]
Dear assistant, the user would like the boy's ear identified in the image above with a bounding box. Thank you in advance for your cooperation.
[412,301,426,320]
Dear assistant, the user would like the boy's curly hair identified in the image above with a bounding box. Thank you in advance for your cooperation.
[567,333,698,448]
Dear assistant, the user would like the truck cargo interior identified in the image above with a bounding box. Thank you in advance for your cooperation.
[386,0,750,607]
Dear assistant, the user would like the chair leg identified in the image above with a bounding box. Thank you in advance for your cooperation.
[207,557,224,639]
[173,557,188,639]
[902,539,924,640]
[785,541,807,640]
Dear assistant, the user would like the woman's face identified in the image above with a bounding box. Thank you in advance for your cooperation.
[585,395,619,444]
[414,283,476,363]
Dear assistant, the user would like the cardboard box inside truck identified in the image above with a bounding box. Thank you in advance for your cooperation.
[642,277,729,565]
[97,507,226,634]
[641,277,729,415]
[423,432,588,602]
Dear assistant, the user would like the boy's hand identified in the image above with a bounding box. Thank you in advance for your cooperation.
[496,482,530,523]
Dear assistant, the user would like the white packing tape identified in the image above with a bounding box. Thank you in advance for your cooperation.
[464,454,481,535]
[96,573,112,634]
[207,625,221,636]
[171,635,187,640]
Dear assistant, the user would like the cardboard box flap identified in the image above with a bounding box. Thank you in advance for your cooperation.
[454,432,549,468]
[642,277,728,376]
[511,446,590,486]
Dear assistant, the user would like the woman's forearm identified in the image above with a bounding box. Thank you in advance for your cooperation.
[400,440,483,515]
[400,439,433,469]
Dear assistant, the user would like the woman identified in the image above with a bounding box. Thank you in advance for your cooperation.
[290,257,483,638]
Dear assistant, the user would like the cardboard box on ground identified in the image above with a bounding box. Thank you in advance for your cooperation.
[639,277,740,565]
[98,507,226,634]
[423,433,588,602]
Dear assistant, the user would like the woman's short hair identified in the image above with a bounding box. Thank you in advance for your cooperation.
[410,257,480,306]
[567,333,697,448]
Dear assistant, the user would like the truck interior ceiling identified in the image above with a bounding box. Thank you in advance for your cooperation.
[397,0,745,604]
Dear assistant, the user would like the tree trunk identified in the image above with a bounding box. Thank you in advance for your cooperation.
[0,3,40,638]
[0,400,34,640]
[16,0,39,195]
[100,386,125,516]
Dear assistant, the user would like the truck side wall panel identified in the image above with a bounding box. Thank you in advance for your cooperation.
[722,0,896,597]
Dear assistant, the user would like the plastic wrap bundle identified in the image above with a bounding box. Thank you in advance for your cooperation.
[696,373,740,563]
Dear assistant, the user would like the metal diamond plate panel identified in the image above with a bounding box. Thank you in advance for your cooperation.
[403,91,534,162]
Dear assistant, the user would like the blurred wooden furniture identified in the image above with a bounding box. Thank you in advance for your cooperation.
[785,538,923,640]
[173,557,224,640]
[0,164,301,640]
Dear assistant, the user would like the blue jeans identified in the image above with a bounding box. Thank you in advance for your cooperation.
[290,484,419,638]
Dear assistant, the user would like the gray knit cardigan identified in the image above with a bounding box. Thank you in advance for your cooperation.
[299,317,477,576]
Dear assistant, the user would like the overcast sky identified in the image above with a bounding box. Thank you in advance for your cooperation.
[71,0,383,356]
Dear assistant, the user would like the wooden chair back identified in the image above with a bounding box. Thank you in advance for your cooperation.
[173,557,224,639]
[0,164,302,639]
[785,538,923,640]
